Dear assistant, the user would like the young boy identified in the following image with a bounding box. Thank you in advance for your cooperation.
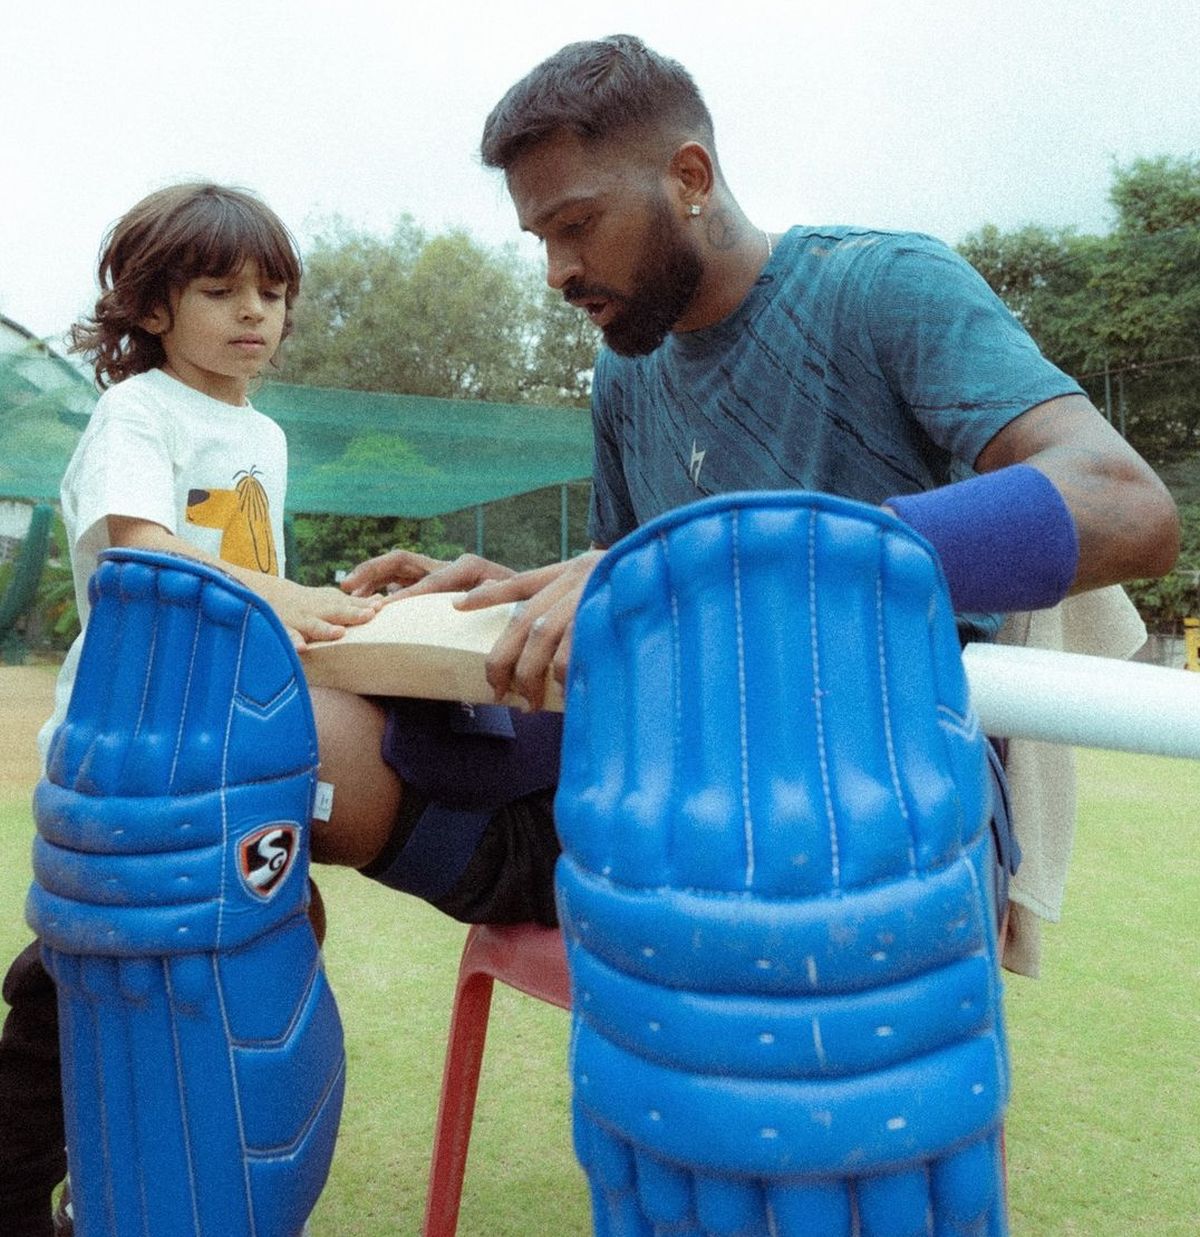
[0,182,379,1237]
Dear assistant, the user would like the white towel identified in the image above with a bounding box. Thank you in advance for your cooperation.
[996,586,1147,977]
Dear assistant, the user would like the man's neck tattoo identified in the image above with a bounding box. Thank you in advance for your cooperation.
[704,210,739,251]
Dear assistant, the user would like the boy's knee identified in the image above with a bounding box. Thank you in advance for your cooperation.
[309,689,403,869]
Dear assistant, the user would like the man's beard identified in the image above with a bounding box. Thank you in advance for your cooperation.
[566,200,704,357]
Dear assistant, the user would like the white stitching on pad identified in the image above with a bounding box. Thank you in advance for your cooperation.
[809,510,841,888]
[732,512,754,889]
[876,538,917,873]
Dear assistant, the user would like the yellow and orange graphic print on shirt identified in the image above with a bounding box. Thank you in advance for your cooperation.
[186,468,278,574]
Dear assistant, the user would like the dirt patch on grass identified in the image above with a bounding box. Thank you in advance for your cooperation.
[0,666,57,794]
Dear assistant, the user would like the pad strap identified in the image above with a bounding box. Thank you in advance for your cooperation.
[886,463,1078,613]
[361,802,493,901]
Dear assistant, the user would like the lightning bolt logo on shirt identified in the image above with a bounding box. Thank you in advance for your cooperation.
[689,440,706,488]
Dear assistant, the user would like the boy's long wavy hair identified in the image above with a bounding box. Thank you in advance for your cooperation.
[68,183,302,388]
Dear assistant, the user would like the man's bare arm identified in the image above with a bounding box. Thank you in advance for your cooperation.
[973,393,1179,591]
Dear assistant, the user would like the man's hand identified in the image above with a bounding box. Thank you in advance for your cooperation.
[456,551,605,711]
[341,549,515,598]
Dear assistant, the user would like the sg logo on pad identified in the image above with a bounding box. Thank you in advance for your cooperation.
[238,824,299,898]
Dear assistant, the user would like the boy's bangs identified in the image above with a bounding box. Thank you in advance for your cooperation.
[178,197,301,293]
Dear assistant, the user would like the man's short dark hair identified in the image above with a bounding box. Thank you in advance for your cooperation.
[480,34,715,170]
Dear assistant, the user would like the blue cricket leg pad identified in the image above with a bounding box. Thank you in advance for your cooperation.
[557,492,1009,1236]
[27,549,344,1237]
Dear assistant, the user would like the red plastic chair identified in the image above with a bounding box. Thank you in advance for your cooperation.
[420,923,1010,1235]
[421,922,572,1237]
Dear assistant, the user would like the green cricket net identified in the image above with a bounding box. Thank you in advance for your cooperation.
[0,319,593,518]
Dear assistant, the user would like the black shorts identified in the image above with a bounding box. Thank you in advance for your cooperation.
[360,697,1018,932]
[986,737,1019,922]
[359,699,563,925]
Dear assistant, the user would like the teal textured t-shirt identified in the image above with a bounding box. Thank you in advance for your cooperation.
[589,226,1083,548]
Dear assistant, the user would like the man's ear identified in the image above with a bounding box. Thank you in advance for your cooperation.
[139,305,170,336]
[669,141,716,214]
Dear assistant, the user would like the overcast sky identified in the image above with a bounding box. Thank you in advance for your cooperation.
[3,0,1196,342]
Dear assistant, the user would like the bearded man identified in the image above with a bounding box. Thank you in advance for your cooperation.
[322,34,1174,938]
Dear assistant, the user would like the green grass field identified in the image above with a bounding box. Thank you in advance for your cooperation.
[0,748,1195,1235]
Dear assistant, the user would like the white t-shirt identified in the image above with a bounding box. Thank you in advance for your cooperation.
[40,368,289,761]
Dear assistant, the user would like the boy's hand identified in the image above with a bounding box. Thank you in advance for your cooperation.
[256,576,382,651]
[104,517,382,653]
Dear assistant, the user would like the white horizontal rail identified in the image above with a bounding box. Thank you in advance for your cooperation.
[962,643,1200,760]
[303,593,1199,759]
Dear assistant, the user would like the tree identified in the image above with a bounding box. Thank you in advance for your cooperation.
[286,513,443,588]
[280,216,598,406]
[281,216,532,400]
[1109,154,1200,237]
[958,156,1200,466]
[277,217,600,580]
[960,157,1200,629]
[521,278,599,407]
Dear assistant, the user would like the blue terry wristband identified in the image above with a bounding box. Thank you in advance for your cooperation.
[886,463,1079,613]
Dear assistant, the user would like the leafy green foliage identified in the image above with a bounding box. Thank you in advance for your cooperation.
[1109,154,1200,236]
[437,480,594,571]
[959,156,1200,465]
[4,510,78,658]
[278,216,601,578]
[960,157,1200,630]
[288,514,427,587]
[280,216,598,406]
